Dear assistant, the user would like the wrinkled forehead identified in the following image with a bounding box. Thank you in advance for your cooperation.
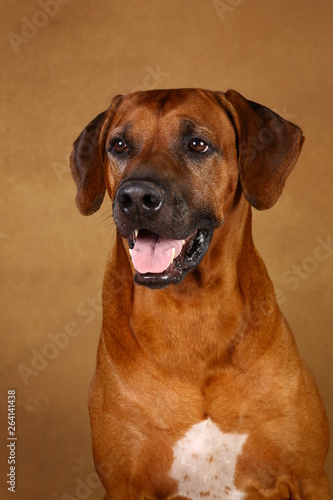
[108,89,234,143]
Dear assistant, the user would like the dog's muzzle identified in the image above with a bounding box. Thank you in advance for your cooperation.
[113,179,214,289]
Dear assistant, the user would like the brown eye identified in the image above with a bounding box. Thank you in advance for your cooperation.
[113,139,128,154]
[188,138,209,154]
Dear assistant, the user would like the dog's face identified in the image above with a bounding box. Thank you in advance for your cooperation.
[70,88,304,288]
[105,90,240,288]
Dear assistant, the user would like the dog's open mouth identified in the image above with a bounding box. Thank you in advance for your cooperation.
[127,227,211,288]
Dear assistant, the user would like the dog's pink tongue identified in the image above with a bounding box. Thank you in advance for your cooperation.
[131,231,183,274]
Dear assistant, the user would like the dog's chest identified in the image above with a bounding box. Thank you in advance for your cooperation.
[169,418,247,499]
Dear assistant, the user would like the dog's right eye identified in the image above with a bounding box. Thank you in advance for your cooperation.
[112,139,129,155]
[188,138,209,154]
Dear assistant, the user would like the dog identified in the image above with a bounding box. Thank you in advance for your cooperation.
[70,88,330,499]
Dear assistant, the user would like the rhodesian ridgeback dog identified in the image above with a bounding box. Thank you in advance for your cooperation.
[70,89,330,499]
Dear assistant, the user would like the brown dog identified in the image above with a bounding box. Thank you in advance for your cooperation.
[70,89,330,499]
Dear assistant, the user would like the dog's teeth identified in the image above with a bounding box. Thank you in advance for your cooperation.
[129,248,132,258]
[134,229,138,238]
[182,239,186,246]
[171,247,175,263]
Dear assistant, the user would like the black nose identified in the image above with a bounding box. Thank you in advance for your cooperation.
[117,180,165,217]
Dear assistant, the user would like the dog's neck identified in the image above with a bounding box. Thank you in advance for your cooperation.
[102,193,278,377]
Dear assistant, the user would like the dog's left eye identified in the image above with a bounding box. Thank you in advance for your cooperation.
[112,139,129,155]
[188,138,209,154]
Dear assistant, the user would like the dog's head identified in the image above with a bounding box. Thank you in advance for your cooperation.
[70,89,304,288]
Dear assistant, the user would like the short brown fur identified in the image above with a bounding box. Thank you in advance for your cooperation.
[70,89,329,499]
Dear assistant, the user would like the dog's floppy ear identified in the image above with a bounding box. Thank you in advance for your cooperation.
[70,95,123,215]
[223,89,304,210]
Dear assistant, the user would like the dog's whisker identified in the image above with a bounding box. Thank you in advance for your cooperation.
[107,223,117,239]
[95,208,114,225]
[97,208,113,220]
[95,214,115,229]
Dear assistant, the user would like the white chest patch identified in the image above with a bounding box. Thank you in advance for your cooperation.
[170,418,248,499]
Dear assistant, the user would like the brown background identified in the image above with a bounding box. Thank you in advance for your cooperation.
[1,0,332,498]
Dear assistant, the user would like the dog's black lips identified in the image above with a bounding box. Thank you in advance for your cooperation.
[129,227,212,289]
